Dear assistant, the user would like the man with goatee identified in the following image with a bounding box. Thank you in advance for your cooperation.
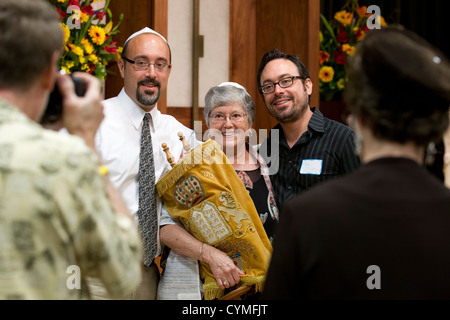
[94,28,198,300]
[257,49,361,210]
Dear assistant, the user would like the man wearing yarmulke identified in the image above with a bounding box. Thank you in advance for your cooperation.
[95,27,200,299]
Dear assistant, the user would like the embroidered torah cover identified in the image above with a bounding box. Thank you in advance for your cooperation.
[156,140,272,299]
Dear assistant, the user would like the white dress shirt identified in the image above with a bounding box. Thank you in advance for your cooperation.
[95,88,199,257]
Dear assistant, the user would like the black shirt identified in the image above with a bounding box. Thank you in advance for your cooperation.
[236,168,278,243]
[259,107,361,209]
[263,158,450,299]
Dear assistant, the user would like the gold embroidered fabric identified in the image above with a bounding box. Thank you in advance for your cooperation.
[156,140,272,299]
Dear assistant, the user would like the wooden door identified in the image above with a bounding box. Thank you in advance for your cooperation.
[230,0,320,132]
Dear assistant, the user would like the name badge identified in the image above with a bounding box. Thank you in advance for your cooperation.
[300,159,323,175]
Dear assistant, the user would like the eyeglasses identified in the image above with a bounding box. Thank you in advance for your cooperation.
[260,76,303,94]
[122,57,171,71]
[210,112,247,124]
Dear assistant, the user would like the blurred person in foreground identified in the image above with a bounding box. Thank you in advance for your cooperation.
[263,26,450,299]
[0,0,141,299]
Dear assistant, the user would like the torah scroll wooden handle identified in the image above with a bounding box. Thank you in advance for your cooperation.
[162,143,176,168]
[178,131,191,153]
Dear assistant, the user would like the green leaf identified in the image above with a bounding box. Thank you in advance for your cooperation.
[320,14,337,44]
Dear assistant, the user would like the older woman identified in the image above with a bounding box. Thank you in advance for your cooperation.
[264,26,450,299]
[204,82,279,242]
[158,82,276,300]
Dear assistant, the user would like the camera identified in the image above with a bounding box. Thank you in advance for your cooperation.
[40,74,87,125]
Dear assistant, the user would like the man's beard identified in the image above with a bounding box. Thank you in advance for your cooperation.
[136,79,161,106]
[268,95,309,123]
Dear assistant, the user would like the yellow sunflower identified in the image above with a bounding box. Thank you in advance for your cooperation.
[88,25,106,46]
[319,66,335,83]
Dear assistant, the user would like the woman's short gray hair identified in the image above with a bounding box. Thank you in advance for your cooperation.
[204,82,255,128]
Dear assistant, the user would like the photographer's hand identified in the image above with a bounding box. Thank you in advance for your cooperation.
[59,72,134,222]
[58,71,104,151]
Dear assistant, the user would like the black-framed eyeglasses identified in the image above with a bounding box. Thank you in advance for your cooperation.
[260,76,303,94]
[122,57,171,72]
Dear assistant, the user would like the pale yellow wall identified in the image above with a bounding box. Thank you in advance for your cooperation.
[167,0,230,108]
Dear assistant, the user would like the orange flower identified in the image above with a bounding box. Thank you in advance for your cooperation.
[356,4,369,18]
[319,51,330,65]
[319,66,334,83]
[377,16,388,27]
[342,44,355,56]
[334,10,353,26]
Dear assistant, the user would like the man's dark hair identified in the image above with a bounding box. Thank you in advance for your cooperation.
[257,49,310,95]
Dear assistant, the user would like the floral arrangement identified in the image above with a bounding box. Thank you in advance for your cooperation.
[49,0,123,80]
[319,0,387,101]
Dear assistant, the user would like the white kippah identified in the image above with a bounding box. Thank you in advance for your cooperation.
[124,27,167,45]
[218,82,248,92]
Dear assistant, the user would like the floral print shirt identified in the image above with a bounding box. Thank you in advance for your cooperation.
[0,99,142,299]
